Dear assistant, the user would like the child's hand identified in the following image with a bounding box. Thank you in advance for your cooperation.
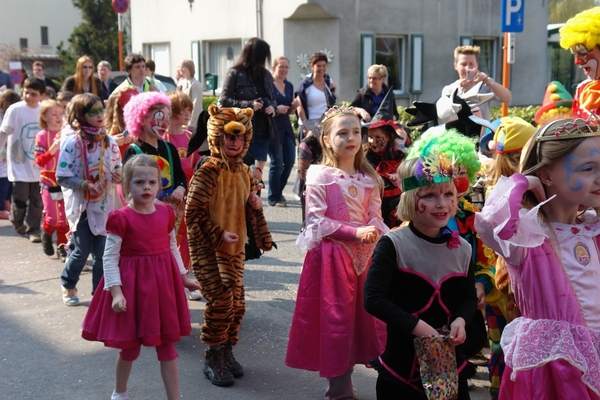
[249,192,262,210]
[111,169,122,184]
[525,175,546,203]
[475,282,485,310]
[86,182,103,194]
[223,231,239,245]
[171,186,185,201]
[182,275,201,291]
[449,317,466,346]
[111,291,127,313]
[356,226,379,244]
[412,320,439,337]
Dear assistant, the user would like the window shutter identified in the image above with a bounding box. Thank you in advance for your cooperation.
[191,41,201,81]
[360,34,375,87]
[410,34,424,94]
[460,36,473,46]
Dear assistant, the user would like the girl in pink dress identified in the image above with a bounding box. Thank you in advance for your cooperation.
[475,118,600,400]
[286,105,389,399]
[34,100,69,260]
[82,154,201,400]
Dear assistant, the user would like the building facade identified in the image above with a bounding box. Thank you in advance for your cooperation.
[0,0,83,79]
[131,0,549,107]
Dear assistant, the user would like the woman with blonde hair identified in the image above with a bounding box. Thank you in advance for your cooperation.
[61,56,107,101]
[351,64,399,123]
[176,59,203,134]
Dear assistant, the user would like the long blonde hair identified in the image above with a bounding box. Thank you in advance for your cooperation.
[320,112,383,192]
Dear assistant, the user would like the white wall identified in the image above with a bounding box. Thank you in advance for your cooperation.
[0,0,82,57]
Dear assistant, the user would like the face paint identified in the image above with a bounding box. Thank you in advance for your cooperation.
[147,108,170,139]
[368,128,389,154]
[328,115,361,161]
[571,43,600,80]
[564,154,585,191]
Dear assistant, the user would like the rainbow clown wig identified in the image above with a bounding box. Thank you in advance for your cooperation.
[408,128,481,184]
[123,91,171,138]
[559,7,600,50]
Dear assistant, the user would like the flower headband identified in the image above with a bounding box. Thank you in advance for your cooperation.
[402,152,456,192]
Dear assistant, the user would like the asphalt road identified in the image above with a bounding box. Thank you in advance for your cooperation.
[0,167,491,399]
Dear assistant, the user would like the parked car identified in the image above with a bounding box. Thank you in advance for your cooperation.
[109,71,177,92]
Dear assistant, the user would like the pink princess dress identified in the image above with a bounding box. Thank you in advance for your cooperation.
[286,165,389,378]
[82,204,191,349]
[475,174,600,400]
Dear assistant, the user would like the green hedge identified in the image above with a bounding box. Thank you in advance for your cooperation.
[203,96,219,110]
[490,105,540,126]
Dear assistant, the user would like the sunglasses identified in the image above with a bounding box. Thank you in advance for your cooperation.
[86,107,104,117]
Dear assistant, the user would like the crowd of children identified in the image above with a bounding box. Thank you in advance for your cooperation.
[6,13,600,397]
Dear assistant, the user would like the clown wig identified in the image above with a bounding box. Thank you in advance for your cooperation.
[559,7,600,50]
[123,91,171,138]
[408,128,481,184]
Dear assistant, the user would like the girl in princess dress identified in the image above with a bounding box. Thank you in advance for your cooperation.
[475,118,600,400]
[286,105,389,399]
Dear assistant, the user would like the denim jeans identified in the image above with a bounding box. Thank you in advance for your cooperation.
[0,177,10,210]
[267,134,296,203]
[60,211,106,294]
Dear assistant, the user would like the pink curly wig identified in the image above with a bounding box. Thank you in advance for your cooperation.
[123,91,171,138]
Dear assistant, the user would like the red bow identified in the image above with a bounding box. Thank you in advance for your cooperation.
[447,230,461,250]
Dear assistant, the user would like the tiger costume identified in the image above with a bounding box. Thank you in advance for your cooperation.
[185,105,274,386]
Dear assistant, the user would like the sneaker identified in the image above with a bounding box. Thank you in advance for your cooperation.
[14,224,26,235]
[61,286,80,306]
[185,288,202,301]
[57,244,67,262]
[280,195,287,202]
[223,341,244,378]
[274,200,287,207]
[4,200,11,212]
[111,391,129,400]
[203,346,235,386]
[0,210,8,220]
[41,232,54,256]
[29,233,42,243]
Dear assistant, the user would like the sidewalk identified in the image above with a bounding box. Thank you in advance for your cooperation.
[0,169,491,399]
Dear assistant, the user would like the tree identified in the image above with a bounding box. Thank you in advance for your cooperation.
[57,0,124,77]
[548,0,598,23]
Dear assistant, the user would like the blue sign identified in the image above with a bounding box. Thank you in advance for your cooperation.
[501,0,525,32]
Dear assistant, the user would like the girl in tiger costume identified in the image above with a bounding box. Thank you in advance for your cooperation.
[185,105,274,387]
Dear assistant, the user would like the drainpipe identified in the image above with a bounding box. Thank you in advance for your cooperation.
[255,0,263,38]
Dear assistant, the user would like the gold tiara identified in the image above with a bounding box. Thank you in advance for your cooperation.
[321,105,356,123]
[536,113,600,143]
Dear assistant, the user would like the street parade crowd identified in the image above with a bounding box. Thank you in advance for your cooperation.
[2,6,600,400]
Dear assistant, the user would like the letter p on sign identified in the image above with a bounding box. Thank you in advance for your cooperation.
[501,0,524,33]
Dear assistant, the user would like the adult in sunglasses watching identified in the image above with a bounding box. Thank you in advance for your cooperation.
[60,56,107,101]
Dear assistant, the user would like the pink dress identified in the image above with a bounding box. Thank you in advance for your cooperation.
[475,174,600,400]
[82,205,191,349]
[286,165,389,378]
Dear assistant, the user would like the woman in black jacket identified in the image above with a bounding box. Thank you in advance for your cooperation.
[219,37,277,181]
[351,64,398,123]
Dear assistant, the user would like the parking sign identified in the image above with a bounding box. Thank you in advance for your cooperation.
[501,0,525,32]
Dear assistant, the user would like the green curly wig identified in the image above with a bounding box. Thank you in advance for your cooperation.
[407,128,481,184]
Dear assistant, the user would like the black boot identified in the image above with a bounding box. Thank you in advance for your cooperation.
[57,244,67,262]
[41,232,54,256]
[203,346,235,387]
[223,341,244,378]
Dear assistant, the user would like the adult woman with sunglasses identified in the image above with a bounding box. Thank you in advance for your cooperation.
[296,52,336,141]
[61,55,107,101]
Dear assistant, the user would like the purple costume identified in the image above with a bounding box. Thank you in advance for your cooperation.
[475,174,600,400]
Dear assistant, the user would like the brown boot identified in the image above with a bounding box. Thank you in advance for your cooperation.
[203,346,235,387]
[223,341,244,378]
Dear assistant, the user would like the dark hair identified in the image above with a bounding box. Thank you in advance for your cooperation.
[68,93,107,149]
[0,89,21,113]
[233,37,271,73]
[145,58,156,73]
[23,78,46,94]
[124,54,146,73]
[364,124,399,161]
[311,52,328,66]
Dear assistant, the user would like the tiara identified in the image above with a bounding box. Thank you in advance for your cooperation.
[321,105,356,123]
[536,113,600,143]
[402,152,456,192]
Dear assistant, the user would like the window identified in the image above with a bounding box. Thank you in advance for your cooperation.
[375,36,406,93]
[19,38,28,50]
[143,43,170,76]
[473,38,498,78]
[205,39,242,89]
[41,26,49,46]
